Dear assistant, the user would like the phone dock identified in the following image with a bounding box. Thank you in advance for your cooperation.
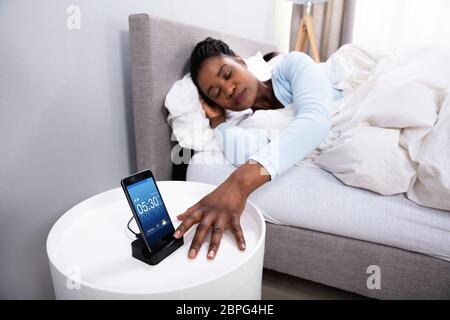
[131,235,184,266]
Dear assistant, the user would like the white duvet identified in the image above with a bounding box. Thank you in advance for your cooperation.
[313,44,450,211]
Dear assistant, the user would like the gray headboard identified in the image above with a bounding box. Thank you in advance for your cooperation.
[128,14,277,180]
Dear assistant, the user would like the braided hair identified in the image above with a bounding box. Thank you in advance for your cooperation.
[190,37,237,106]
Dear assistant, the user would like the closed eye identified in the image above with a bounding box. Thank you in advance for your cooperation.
[212,70,231,99]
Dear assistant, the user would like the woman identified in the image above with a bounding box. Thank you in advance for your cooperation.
[173,37,339,260]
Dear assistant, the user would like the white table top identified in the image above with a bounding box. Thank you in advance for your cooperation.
[47,181,265,295]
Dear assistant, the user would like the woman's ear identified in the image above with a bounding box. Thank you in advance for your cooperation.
[234,55,247,67]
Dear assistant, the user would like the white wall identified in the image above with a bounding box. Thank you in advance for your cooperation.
[0,0,274,299]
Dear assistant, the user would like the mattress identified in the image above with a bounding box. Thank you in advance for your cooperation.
[186,151,450,262]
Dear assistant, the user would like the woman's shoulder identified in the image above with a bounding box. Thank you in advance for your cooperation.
[278,51,315,70]
[272,51,316,81]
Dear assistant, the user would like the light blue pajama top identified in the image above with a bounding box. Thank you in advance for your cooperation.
[214,52,342,180]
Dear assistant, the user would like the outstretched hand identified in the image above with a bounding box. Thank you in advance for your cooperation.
[173,162,271,260]
[173,178,248,260]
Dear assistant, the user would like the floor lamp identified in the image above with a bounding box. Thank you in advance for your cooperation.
[288,0,327,63]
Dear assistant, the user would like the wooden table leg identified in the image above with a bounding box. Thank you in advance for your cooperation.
[295,18,308,52]
[294,16,321,64]
[304,16,320,63]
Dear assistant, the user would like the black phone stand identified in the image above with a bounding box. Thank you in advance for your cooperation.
[131,234,184,266]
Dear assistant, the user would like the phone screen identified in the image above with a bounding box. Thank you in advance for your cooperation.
[125,176,175,251]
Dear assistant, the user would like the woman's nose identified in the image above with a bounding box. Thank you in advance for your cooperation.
[225,85,235,99]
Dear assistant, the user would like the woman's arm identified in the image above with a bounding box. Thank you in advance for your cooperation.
[249,52,332,179]
[177,52,332,259]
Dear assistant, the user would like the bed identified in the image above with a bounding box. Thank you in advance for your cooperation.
[128,14,450,299]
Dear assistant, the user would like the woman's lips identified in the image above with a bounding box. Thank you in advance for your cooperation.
[234,88,246,105]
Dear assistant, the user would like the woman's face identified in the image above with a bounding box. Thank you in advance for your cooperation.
[196,55,259,112]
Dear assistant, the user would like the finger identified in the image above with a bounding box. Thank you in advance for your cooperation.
[207,219,226,260]
[230,214,246,250]
[200,98,211,111]
[177,211,187,220]
[176,203,200,220]
[173,207,203,239]
[188,216,214,259]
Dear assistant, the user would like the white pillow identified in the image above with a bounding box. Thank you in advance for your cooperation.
[244,51,272,81]
[165,52,274,152]
[266,53,285,70]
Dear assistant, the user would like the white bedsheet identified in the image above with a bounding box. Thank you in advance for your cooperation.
[186,151,450,261]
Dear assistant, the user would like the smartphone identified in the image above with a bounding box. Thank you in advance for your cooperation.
[121,169,177,253]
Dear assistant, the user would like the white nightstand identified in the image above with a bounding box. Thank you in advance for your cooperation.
[47,181,266,299]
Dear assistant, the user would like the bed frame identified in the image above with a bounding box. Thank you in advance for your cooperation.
[128,14,450,299]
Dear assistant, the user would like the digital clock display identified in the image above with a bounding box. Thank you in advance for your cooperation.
[126,177,174,247]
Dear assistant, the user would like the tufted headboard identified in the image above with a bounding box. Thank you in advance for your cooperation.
[128,14,277,180]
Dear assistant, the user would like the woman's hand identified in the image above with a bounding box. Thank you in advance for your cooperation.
[174,178,247,259]
[200,97,226,128]
[173,162,271,259]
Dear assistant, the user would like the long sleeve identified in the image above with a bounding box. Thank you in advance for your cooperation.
[248,52,332,180]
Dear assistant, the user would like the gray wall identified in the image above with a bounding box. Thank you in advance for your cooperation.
[0,0,275,299]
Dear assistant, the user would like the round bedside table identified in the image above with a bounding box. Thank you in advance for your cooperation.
[47,181,266,299]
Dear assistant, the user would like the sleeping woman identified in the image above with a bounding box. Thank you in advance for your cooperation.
[173,37,342,260]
